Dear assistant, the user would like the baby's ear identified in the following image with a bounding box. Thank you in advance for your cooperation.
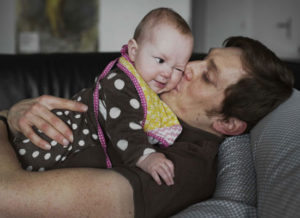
[128,39,138,62]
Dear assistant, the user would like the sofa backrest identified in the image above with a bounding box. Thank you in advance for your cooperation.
[251,89,300,217]
[0,53,299,110]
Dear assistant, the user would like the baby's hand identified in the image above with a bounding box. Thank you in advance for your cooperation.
[136,152,174,186]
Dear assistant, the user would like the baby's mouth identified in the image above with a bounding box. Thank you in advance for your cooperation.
[155,80,167,89]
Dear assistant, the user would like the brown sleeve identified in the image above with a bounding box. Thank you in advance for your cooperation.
[97,69,156,166]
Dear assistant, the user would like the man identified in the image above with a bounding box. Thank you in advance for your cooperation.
[0,37,294,217]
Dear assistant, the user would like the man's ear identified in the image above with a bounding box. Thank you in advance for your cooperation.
[212,117,247,136]
[128,39,138,62]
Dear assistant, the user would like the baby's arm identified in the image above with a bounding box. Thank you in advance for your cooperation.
[136,152,174,186]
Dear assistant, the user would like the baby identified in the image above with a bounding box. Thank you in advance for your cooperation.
[12,7,194,186]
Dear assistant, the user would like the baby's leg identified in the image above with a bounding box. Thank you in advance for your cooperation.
[12,108,86,171]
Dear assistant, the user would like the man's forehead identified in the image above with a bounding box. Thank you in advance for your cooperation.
[207,47,242,56]
[207,47,246,89]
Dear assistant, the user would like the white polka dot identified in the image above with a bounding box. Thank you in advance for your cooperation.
[143,148,156,156]
[75,114,81,119]
[107,72,117,79]
[99,99,107,120]
[22,138,30,143]
[72,123,78,130]
[26,166,33,171]
[67,120,71,125]
[114,79,125,90]
[109,107,121,119]
[61,156,66,162]
[74,149,80,153]
[32,151,40,158]
[51,140,57,146]
[148,136,159,145]
[117,139,128,151]
[64,111,70,115]
[68,145,73,151]
[92,134,98,140]
[98,83,102,90]
[83,129,89,135]
[130,99,140,109]
[44,153,51,160]
[38,167,45,172]
[55,155,62,161]
[77,96,82,101]
[19,148,26,156]
[56,111,63,116]
[129,122,142,130]
[37,129,42,133]
[78,140,85,146]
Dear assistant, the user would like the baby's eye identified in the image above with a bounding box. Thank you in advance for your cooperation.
[175,68,184,73]
[155,57,164,64]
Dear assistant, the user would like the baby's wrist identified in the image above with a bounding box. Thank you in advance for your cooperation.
[136,151,156,166]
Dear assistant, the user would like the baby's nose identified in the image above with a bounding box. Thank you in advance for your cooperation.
[162,67,172,78]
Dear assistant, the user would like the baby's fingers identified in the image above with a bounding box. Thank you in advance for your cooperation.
[164,160,175,178]
[156,164,174,186]
[151,171,162,186]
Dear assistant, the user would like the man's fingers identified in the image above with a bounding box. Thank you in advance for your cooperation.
[38,95,88,112]
[19,120,51,150]
[27,104,72,145]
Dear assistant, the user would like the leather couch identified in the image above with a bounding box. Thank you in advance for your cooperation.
[0,52,299,110]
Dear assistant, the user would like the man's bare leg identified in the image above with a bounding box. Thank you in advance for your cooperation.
[0,122,134,218]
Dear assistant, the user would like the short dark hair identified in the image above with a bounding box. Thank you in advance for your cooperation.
[133,7,192,43]
[219,36,294,132]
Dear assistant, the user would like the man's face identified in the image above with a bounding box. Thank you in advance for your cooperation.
[161,47,246,134]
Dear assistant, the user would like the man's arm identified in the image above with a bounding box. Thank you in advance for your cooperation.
[0,121,134,217]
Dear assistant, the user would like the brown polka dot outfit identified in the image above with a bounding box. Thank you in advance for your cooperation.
[13,64,163,171]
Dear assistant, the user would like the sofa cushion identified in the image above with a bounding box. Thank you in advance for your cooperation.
[172,134,257,218]
[251,89,300,218]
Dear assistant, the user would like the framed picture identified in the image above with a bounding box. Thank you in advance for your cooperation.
[17,0,98,53]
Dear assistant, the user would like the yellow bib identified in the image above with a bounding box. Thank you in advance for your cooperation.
[118,57,182,146]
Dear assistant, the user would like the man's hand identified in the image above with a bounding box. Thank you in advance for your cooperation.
[136,152,175,186]
[7,95,88,150]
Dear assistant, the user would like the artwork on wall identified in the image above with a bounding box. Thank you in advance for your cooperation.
[16,0,98,53]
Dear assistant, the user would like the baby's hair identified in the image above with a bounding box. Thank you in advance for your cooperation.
[133,7,192,43]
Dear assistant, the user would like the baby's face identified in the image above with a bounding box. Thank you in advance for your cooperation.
[131,24,193,94]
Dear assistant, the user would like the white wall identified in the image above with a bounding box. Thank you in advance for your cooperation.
[198,0,253,53]
[192,0,300,59]
[99,0,191,51]
[0,0,191,53]
[252,0,300,60]
[0,0,16,54]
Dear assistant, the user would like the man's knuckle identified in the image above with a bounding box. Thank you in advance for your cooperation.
[39,95,48,103]
[31,103,42,112]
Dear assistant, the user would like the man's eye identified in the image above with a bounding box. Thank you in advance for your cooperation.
[155,57,164,64]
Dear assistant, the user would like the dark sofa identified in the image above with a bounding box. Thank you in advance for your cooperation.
[0,52,299,110]
[1,52,300,218]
